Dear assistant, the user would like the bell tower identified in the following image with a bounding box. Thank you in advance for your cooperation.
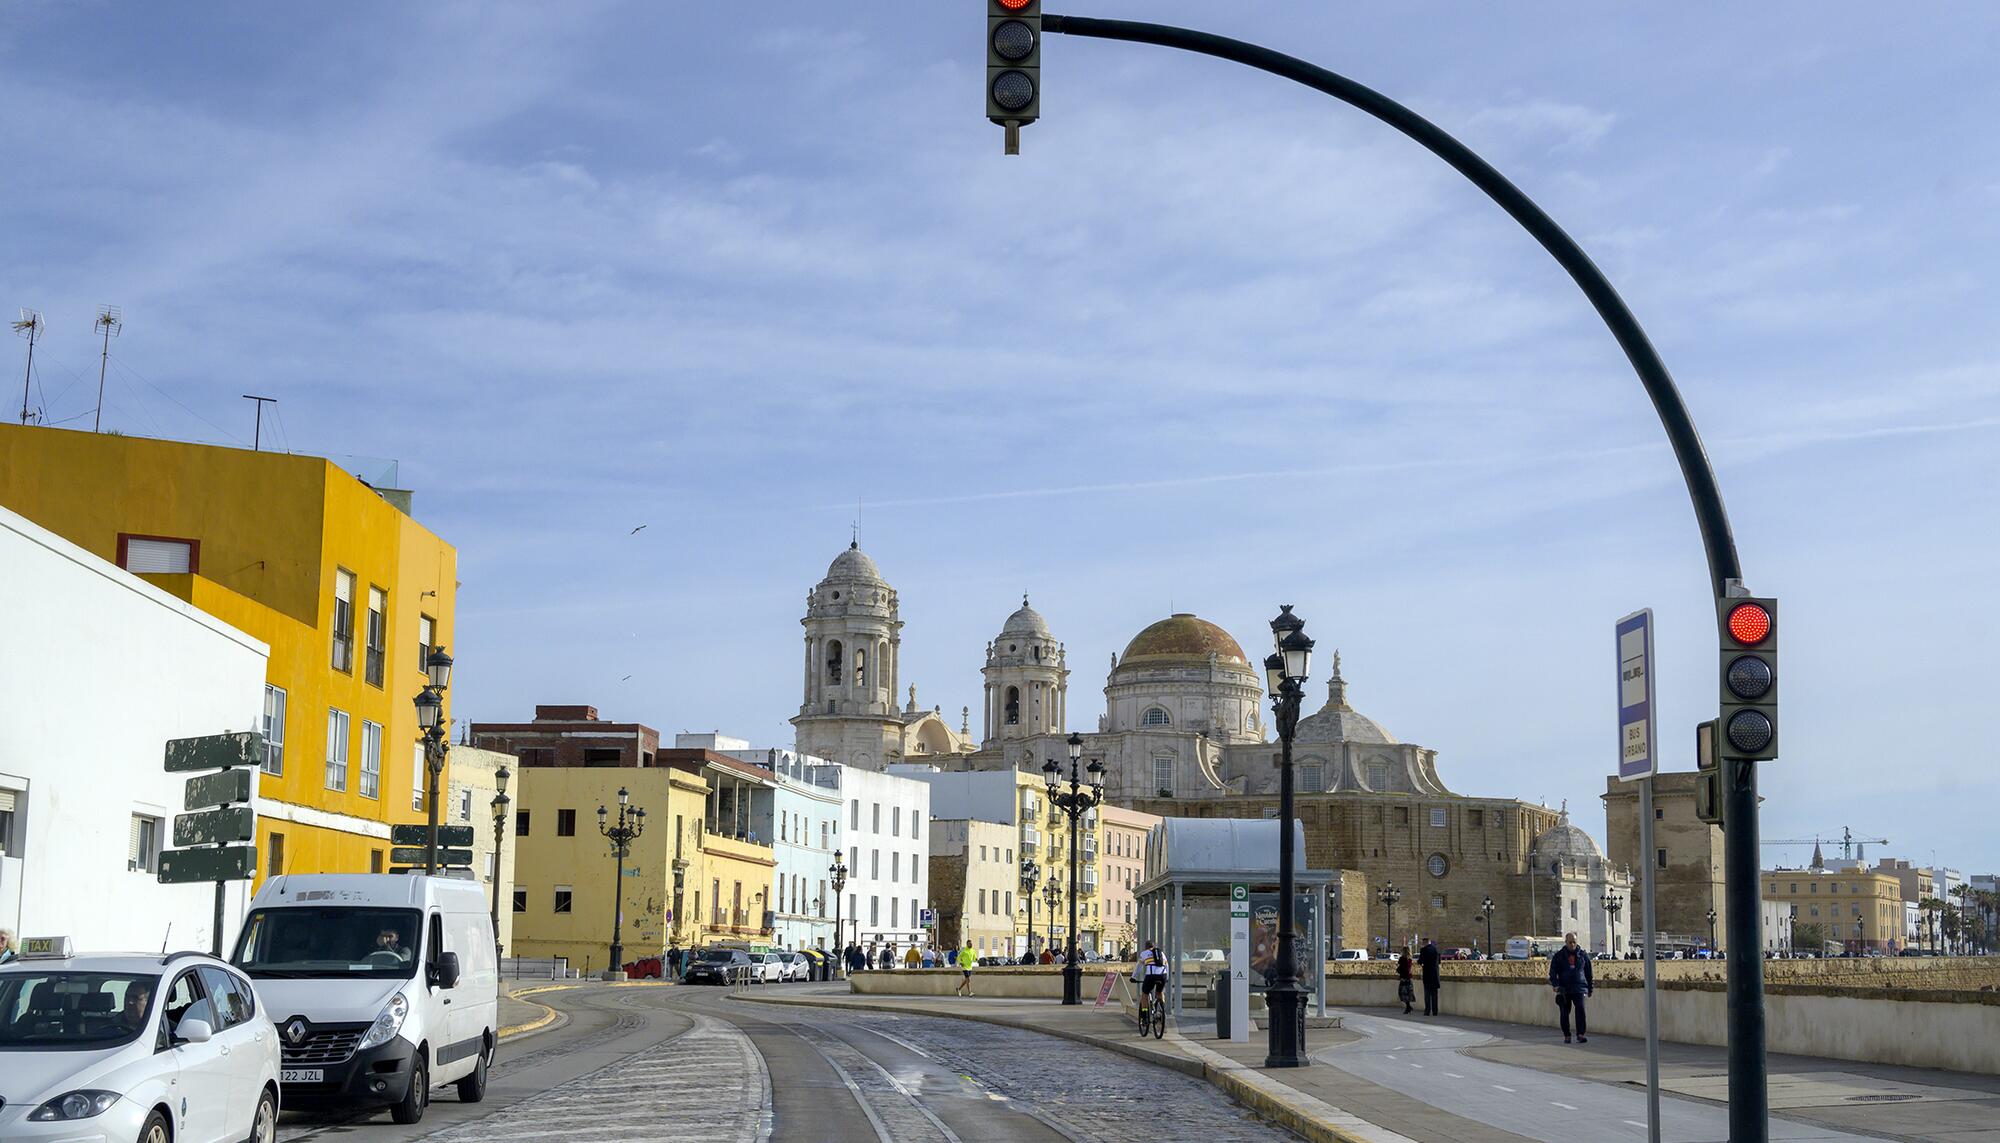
[792,542,905,770]
[980,595,1069,754]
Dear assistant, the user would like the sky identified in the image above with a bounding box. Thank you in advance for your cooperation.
[4,3,1997,874]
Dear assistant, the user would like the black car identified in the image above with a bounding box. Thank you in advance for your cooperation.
[682,947,751,985]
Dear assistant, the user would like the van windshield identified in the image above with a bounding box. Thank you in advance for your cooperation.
[233,907,423,979]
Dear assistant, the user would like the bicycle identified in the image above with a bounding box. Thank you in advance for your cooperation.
[1136,984,1166,1039]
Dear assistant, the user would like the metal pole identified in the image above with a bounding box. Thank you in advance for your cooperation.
[490,809,505,964]
[1064,774,1081,1005]
[1639,778,1662,1143]
[609,830,626,974]
[18,319,36,426]
[1037,15,1762,1129]
[212,881,224,957]
[1267,679,1303,1066]
[93,321,110,433]
[424,735,443,875]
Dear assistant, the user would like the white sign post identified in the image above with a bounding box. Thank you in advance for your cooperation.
[1616,608,1662,1143]
[1228,882,1250,1042]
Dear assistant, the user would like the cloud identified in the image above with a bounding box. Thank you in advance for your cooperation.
[1466,98,1617,150]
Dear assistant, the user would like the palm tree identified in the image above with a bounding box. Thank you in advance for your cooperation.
[1949,884,1975,955]
[1918,897,1946,953]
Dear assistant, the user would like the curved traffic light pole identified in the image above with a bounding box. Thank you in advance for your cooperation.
[1041,13,1767,1138]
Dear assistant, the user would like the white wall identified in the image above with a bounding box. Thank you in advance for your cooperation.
[0,506,268,953]
[744,747,841,952]
[839,765,931,952]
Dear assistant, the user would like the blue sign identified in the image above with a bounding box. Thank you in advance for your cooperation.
[1616,608,1656,781]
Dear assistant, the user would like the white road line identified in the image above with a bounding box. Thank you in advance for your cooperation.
[1408,1063,1424,1069]
[1443,1072,1464,1079]
[1623,1121,1647,1128]
[1551,1102,1578,1110]
[1491,1084,1515,1092]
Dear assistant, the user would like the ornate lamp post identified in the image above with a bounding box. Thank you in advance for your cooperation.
[829,857,849,979]
[1021,858,1042,959]
[596,787,645,979]
[1601,891,1625,956]
[489,765,510,964]
[1707,907,1720,955]
[1379,883,1402,956]
[1480,895,1496,959]
[411,646,453,873]
[1259,605,1313,1066]
[1043,877,1063,958]
[1043,732,1104,1006]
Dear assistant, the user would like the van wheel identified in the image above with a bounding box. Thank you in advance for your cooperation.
[390,1056,429,1124]
[456,1040,491,1102]
[139,1109,171,1143]
[248,1088,278,1143]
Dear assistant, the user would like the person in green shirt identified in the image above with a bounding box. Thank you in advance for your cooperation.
[955,940,978,996]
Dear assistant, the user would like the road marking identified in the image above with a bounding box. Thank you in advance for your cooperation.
[1384,1054,1397,1060]
[1491,1084,1515,1092]
[1624,1121,1646,1128]
[1444,1072,1464,1078]
[1551,1101,1578,1110]
[1408,1063,1424,1069]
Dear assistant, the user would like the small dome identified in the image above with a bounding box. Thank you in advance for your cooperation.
[824,542,883,583]
[1296,651,1397,744]
[1001,595,1052,639]
[1534,814,1604,861]
[1119,614,1249,665]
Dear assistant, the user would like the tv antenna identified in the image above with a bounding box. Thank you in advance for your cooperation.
[242,394,277,451]
[92,304,122,433]
[12,308,43,425]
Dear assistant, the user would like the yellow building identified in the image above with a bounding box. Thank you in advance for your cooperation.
[0,426,457,883]
[1762,867,1905,953]
[1015,769,1103,954]
[508,766,711,970]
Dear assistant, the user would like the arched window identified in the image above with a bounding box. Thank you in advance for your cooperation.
[854,648,867,690]
[826,640,844,685]
[1140,706,1171,728]
[1005,686,1021,725]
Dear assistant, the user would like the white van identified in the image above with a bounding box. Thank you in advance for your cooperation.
[232,873,497,1125]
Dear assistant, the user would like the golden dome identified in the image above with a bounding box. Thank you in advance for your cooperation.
[1119,614,1250,666]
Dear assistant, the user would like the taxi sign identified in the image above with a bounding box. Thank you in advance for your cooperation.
[19,935,74,959]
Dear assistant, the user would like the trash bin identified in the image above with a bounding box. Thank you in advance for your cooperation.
[1214,970,1230,1037]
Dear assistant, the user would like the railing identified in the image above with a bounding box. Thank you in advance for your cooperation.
[733,908,750,927]
[500,956,573,980]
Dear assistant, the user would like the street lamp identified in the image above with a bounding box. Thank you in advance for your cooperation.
[597,787,645,980]
[1021,858,1042,960]
[829,857,849,979]
[412,643,453,874]
[1707,907,1720,955]
[1601,891,1624,956]
[1043,876,1063,958]
[1379,883,1402,956]
[1042,732,1104,1005]
[489,765,510,965]
[1480,896,1496,959]
[1262,605,1313,1067]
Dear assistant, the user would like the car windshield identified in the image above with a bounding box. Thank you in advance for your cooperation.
[696,950,738,963]
[233,907,423,979]
[0,971,160,1051]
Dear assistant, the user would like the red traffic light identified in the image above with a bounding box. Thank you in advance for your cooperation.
[1726,602,1771,645]
[996,0,1034,8]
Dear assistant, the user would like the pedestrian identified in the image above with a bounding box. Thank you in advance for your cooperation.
[922,946,937,969]
[955,940,978,996]
[666,943,682,980]
[846,942,864,975]
[0,928,15,965]
[879,943,895,971]
[1038,946,1054,965]
[1396,950,1415,1014]
[905,944,921,970]
[1418,938,1442,1016]
[1548,931,1594,1044]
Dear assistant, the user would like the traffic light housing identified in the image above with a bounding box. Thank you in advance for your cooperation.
[988,0,1040,153]
[1694,719,1723,826]
[1717,596,1778,761]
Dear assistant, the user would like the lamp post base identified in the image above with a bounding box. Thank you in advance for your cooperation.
[1263,984,1307,1068]
[600,970,629,982]
[1061,963,1082,1006]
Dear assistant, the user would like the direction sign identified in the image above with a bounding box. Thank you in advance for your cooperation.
[1616,609,1657,781]
[389,846,473,867]
[158,845,257,884]
[164,731,263,774]
[183,768,255,811]
[390,824,474,848]
[173,805,256,847]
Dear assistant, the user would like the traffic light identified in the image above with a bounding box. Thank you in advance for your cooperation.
[988,0,1040,153]
[1717,596,1778,760]
[1694,719,1723,826]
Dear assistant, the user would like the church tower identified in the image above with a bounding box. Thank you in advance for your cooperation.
[980,596,1069,758]
[792,542,904,770]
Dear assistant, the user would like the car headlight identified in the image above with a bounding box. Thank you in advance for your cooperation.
[357,991,410,1050]
[28,1090,121,1121]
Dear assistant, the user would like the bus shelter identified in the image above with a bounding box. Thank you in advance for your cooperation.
[1135,818,1332,1023]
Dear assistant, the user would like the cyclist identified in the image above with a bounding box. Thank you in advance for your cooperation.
[1136,940,1169,1023]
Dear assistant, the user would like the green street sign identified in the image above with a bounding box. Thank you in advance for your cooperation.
[173,805,256,847]
[184,768,255,811]
[389,846,473,867]
[158,845,257,884]
[390,825,474,848]
[164,731,263,774]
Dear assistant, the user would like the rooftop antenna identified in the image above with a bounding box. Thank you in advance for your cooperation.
[242,394,277,451]
[91,304,122,433]
[13,309,44,425]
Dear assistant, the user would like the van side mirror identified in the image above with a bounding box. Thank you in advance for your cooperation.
[175,1017,214,1045]
[434,951,462,990]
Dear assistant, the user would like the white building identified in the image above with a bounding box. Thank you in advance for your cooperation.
[0,505,269,953]
[716,740,842,954]
[838,764,932,958]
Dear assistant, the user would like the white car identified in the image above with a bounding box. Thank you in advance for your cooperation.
[1332,948,1370,962]
[776,952,813,982]
[745,953,785,984]
[0,936,281,1143]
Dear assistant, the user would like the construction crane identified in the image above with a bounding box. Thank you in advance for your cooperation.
[1762,826,1889,865]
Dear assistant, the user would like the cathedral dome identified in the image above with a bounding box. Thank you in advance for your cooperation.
[824,542,883,583]
[1296,652,1397,745]
[1000,596,1052,639]
[1119,614,1249,665]
[1533,813,1604,861]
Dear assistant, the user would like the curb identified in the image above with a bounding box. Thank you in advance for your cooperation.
[731,992,1408,1143]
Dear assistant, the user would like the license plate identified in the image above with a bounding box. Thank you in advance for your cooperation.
[281,1069,324,1084]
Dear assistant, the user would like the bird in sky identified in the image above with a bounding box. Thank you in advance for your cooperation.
[622,674,633,681]
[630,525,647,535]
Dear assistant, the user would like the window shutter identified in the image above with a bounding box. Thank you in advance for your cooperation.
[0,788,15,813]
[128,815,145,868]
[124,538,192,573]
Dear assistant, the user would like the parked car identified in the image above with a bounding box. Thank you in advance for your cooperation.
[1182,948,1226,967]
[745,953,785,983]
[683,948,752,985]
[1332,948,1370,962]
[772,951,812,982]
[0,936,283,1143]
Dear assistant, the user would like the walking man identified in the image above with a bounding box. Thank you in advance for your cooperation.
[1417,938,1443,1016]
[955,940,978,996]
[1548,931,1594,1043]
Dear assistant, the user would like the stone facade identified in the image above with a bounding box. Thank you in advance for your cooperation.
[1765,866,1905,952]
[1603,772,1726,949]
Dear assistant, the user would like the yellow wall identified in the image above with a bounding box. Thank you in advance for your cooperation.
[700,833,779,949]
[1013,770,1103,949]
[1763,870,1905,949]
[0,426,457,885]
[509,768,710,970]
